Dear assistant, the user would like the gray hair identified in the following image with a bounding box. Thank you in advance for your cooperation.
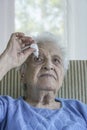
[33,32,69,71]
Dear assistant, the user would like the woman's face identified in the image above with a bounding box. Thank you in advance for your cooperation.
[24,42,64,94]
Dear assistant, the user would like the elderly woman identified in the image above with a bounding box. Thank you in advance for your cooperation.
[0,32,87,130]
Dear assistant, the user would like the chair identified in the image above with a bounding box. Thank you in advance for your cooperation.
[0,60,87,103]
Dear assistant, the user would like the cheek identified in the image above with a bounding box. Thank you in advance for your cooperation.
[59,68,64,84]
[56,67,64,81]
[25,66,41,82]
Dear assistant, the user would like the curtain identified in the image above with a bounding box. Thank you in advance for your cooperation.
[67,0,87,60]
[0,0,14,54]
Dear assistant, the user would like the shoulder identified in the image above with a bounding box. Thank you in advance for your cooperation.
[55,97,87,113]
[56,98,87,119]
[63,98,87,108]
[56,98,87,108]
[0,95,14,103]
[0,95,22,105]
[0,95,24,112]
[0,96,23,122]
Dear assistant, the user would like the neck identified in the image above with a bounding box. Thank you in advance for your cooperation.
[25,88,60,109]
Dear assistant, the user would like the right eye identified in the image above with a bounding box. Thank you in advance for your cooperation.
[34,56,44,63]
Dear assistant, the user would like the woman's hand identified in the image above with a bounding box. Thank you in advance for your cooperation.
[5,32,35,68]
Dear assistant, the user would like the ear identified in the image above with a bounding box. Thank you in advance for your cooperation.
[20,63,27,83]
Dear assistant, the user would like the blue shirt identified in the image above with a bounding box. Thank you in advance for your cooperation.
[0,96,87,130]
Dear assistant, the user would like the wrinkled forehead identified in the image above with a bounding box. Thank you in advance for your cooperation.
[37,42,62,56]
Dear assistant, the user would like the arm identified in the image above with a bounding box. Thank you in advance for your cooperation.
[0,52,12,80]
[0,32,35,81]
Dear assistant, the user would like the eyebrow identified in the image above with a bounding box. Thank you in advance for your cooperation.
[38,47,63,61]
[53,55,62,59]
[53,55,62,61]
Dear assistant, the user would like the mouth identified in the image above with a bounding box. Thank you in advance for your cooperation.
[39,74,56,80]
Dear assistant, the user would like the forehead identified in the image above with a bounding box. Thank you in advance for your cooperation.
[37,42,62,56]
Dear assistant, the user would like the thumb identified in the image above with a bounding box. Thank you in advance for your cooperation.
[22,48,35,61]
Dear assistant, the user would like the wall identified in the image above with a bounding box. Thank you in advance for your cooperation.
[67,0,87,59]
[0,0,14,54]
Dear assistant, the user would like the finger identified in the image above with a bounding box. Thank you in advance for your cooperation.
[23,48,35,55]
[18,48,35,61]
[18,45,35,53]
[15,32,25,38]
[30,40,35,44]
[10,32,25,41]
[21,43,25,48]
[21,36,34,44]
[18,37,31,47]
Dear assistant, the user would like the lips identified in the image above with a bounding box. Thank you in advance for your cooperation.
[39,73,57,80]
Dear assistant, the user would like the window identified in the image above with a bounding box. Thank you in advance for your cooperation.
[1,1,87,59]
[15,0,67,47]
[0,0,67,55]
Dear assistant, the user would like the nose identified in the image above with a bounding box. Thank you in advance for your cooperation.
[42,60,54,71]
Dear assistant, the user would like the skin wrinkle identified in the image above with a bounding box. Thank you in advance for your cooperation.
[37,48,62,81]
[21,41,64,109]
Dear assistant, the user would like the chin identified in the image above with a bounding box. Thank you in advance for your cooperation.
[36,83,56,92]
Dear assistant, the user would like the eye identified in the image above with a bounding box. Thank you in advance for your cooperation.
[53,58,61,65]
[34,56,44,63]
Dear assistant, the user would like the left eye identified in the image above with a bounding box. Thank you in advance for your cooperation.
[53,58,61,64]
